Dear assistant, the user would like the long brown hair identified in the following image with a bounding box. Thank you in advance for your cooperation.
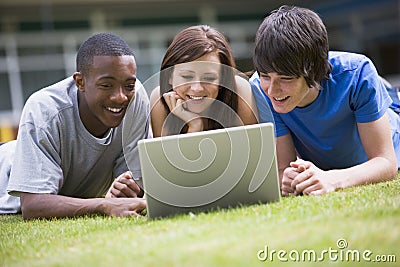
[159,25,239,135]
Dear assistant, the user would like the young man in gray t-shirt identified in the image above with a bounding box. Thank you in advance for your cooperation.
[0,33,149,219]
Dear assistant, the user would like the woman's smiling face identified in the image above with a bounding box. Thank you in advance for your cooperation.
[169,52,221,114]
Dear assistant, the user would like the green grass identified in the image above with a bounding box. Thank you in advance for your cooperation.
[1,175,399,267]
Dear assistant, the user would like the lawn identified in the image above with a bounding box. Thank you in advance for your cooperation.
[1,175,399,267]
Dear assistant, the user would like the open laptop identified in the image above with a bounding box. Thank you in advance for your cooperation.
[138,122,281,219]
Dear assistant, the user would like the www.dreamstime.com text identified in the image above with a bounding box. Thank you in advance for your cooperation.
[257,238,397,263]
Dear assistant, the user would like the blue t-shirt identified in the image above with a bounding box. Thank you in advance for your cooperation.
[250,51,400,170]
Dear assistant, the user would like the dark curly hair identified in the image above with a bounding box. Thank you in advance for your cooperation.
[76,32,134,75]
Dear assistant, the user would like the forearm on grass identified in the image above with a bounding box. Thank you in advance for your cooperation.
[20,193,108,220]
[328,156,397,190]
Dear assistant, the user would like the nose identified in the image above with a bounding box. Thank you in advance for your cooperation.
[111,86,129,103]
[266,78,280,96]
[190,81,204,91]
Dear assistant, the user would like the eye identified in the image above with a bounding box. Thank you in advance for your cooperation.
[260,74,270,81]
[181,75,194,80]
[125,83,136,91]
[99,83,113,89]
[281,76,296,82]
[202,76,218,82]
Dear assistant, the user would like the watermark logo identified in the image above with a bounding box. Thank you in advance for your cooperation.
[257,238,397,263]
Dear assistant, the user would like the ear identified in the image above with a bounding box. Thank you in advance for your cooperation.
[73,72,85,92]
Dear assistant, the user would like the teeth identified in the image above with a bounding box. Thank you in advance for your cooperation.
[106,107,123,113]
[274,96,289,101]
[189,95,204,100]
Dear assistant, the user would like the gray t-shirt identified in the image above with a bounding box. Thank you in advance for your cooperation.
[0,76,150,213]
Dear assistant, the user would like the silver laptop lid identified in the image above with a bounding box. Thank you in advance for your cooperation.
[138,122,281,219]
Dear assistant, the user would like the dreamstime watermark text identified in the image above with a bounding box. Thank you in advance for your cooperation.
[257,238,397,263]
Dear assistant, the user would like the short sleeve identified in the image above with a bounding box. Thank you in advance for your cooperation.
[8,120,63,196]
[350,58,392,123]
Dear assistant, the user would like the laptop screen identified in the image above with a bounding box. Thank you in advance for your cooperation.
[137,122,280,219]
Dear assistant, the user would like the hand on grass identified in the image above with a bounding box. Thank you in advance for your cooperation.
[290,159,337,196]
[101,198,146,217]
[281,161,310,196]
[106,171,143,198]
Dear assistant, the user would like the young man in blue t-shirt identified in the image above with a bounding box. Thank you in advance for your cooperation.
[250,5,399,196]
